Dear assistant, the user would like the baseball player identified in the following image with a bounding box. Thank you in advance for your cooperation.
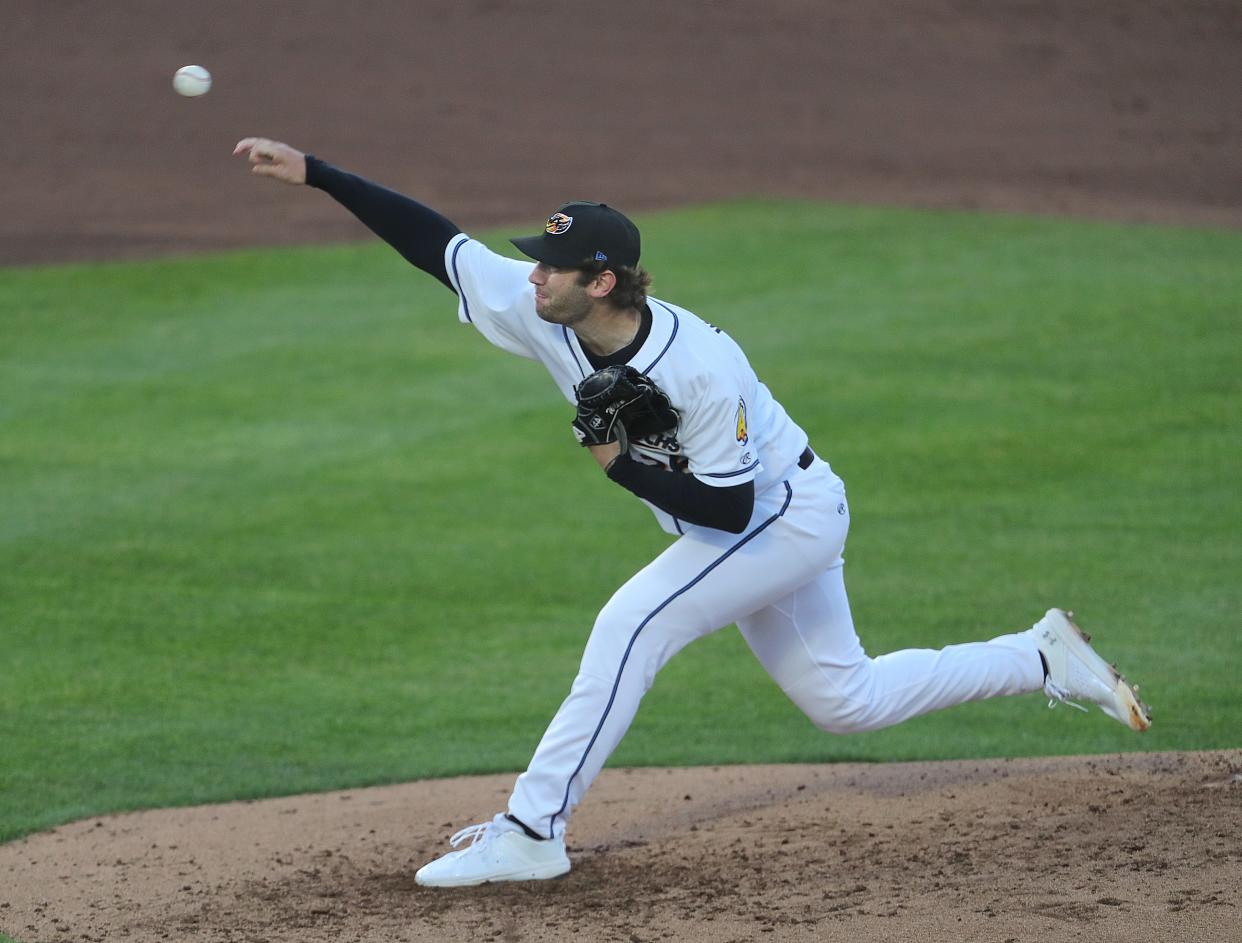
[233,137,1151,888]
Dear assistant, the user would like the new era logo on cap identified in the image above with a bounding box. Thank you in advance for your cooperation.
[511,201,641,270]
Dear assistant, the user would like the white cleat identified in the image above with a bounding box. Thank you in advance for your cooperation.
[1029,608,1151,732]
[414,818,571,888]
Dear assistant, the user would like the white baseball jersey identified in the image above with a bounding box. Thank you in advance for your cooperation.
[445,233,810,533]
[439,230,1044,843]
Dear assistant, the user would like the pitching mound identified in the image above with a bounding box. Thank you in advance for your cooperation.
[2,751,1238,941]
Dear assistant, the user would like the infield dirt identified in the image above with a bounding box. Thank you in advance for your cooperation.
[2,2,1240,941]
[2,1,1240,267]
[2,753,1240,942]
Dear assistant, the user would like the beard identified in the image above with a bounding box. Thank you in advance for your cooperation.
[534,283,593,325]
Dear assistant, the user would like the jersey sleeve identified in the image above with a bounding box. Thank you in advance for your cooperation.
[443,234,540,361]
[678,377,762,488]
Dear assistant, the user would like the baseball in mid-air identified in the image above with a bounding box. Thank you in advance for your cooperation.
[172,65,212,97]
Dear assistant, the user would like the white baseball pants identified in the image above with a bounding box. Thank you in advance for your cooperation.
[507,457,1045,839]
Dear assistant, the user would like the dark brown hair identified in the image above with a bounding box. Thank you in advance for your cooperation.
[576,262,652,311]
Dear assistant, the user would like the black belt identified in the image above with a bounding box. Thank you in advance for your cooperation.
[798,446,815,470]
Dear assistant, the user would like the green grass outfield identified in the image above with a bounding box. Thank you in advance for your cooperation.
[2,201,1238,844]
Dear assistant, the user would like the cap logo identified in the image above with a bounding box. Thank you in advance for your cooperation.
[594,250,608,261]
[545,213,573,235]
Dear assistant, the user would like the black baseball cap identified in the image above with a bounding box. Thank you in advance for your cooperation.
[511,201,641,269]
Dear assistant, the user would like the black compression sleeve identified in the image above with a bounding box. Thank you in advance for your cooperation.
[304,155,461,291]
[606,455,755,534]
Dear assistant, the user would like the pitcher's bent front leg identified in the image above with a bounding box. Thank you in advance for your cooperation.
[505,551,715,839]
[507,482,838,839]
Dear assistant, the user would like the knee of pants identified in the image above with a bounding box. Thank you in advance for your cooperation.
[787,661,880,735]
[581,596,698,692]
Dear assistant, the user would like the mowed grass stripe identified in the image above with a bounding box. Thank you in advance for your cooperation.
[1,202,1238,843]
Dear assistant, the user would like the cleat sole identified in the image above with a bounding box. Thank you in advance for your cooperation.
[1060,610,1152,733]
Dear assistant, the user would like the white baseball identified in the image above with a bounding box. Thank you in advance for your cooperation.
[173,65,212,97]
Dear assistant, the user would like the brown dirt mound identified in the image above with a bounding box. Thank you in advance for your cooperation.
[2,752,1239,942]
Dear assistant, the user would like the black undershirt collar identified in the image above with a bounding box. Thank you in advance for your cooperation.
[581,304,653,371]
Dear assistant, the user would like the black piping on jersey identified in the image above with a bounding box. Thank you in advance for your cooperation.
[450,238,471,320]
[579,304,652,372]
[702,466,755,480]
[560,301,679,380]
[548,479,795,839]
[561,325,587,377]
[640,300,681,374]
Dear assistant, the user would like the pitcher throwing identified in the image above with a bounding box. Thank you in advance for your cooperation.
[233,136,1151,888]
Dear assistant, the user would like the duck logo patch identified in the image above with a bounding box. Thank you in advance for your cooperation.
[735,397,749,445]
[545,213,573,235]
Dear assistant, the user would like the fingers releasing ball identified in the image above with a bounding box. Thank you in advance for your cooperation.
[173,65,212,97]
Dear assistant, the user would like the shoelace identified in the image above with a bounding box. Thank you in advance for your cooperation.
[1044,679,1088,714]
[448,822,494,849]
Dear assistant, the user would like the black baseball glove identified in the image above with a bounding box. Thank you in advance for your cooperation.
[571,365,679,451]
